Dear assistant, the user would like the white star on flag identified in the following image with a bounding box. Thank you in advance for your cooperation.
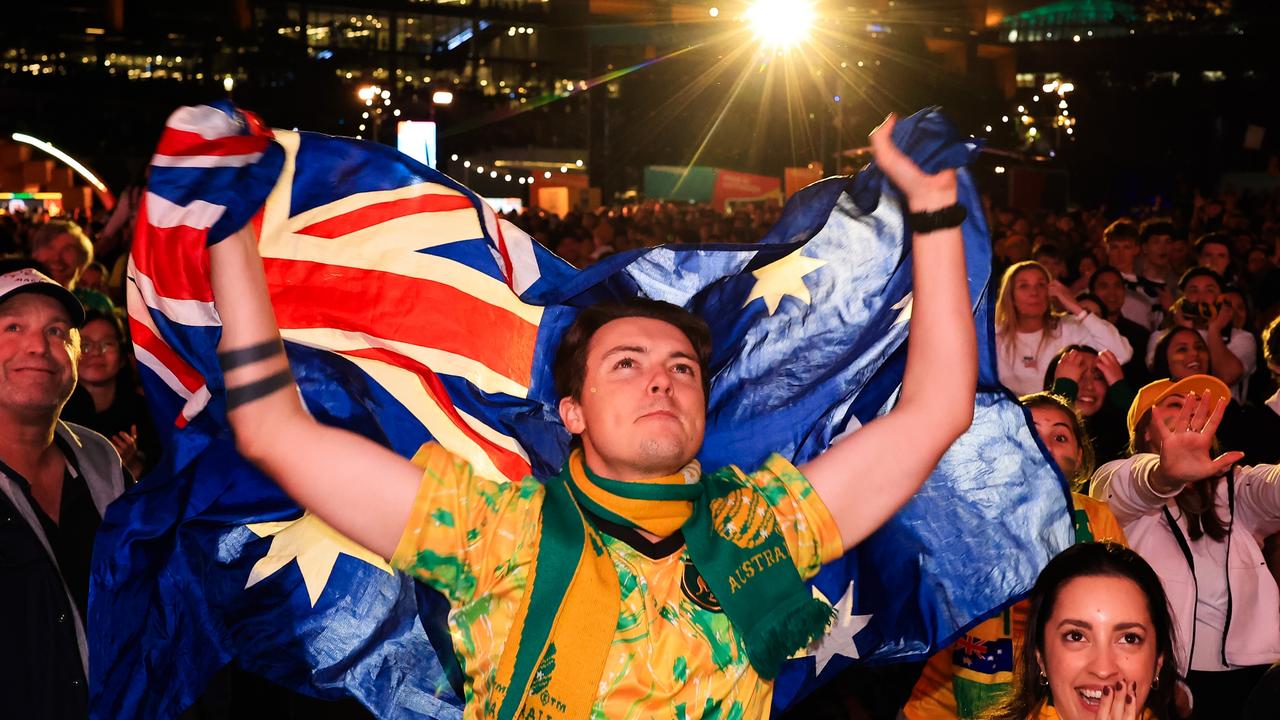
[742,249,828,316]
[891,292,913,326]
[244,512,394,606]
[791,581,873,674]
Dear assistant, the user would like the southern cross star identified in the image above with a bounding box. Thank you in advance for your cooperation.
[742,249,828,316]
[244,512,394,607]
[792,580,873,675]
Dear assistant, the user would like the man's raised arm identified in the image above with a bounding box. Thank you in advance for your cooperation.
[802,114,978,551]
[209,227,423,560]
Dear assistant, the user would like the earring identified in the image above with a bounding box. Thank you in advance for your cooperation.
[1038,669,1049,687]
[589,387,597,394]
[1151,676,1159,689]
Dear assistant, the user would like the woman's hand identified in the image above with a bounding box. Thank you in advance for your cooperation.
[1096,349,1124,386]
[1096,679,1140,720]
[111,425,144,477]
[1153,393,1244,488]
[1206,299,1232,333]
[1055,349,1090,385]
[1049,280,1084,315]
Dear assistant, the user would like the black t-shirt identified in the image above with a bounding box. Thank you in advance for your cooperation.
[0,440,101,719]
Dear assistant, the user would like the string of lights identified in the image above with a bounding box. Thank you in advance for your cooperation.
[447,154,586,186]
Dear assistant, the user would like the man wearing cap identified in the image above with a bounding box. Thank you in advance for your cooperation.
[1090,375,1280,717]
[0,262,128,719]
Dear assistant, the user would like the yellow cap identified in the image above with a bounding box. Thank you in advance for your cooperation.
[1127,374,1232,439]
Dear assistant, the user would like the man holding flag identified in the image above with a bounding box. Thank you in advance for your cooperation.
[201,113,975,719]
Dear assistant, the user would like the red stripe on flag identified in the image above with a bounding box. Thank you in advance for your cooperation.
[155,128,270,158]
[263,258,537,386]
[132,195,213,302]
[129,315,207,394]
[294,194,475,239]
[340,346,532,482]
[133,224,214,302]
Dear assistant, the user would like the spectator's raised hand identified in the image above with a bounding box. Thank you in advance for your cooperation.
[1206,299,1232,334]
[1095,349,1124,386]
[1054,349,1091,386]
[1153,393,1244,487]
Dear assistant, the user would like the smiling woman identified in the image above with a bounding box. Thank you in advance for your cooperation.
[981,543,1179,720]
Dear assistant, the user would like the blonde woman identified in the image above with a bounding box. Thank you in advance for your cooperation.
[995,261,1133,396]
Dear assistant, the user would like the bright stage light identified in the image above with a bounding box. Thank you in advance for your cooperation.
[747,0,815,48]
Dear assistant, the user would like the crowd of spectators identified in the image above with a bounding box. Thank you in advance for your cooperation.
[3,179,1279,719]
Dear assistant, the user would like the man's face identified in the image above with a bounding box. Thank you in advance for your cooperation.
[0,293,79,419]
[1105,237,1139,270]
[1142,234,1171,270]
[559,317,706,480]
[31,232,88,289]
[1198,243,1230,276]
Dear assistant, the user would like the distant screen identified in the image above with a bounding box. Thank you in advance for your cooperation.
[484,197,524,214]
[397,121,437,168]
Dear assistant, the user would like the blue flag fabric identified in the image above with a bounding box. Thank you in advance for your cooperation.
[90,101,1072,719]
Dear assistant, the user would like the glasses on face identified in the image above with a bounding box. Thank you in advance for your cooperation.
[82,339,121,355]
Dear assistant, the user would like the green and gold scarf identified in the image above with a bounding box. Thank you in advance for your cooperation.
[490,449,833,720]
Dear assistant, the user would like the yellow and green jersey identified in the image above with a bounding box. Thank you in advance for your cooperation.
[391,443,844,720]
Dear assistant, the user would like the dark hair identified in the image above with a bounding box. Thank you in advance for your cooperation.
[82,308,127,343]
[1075,292,1104,312]
[552,299,712,401]
[1150,327,1210,381]
[1193,232,1231,256]
[1032,242,1063,261]
[983,543,1179,720]
[1103,220,1139,244]
[1139,219,1176,245]
[1177,265,1223,292]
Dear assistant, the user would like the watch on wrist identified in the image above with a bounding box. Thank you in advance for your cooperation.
[906,203,967,234]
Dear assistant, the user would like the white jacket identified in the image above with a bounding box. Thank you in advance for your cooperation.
[1090,454,1280,674]
[997,312,1134,397]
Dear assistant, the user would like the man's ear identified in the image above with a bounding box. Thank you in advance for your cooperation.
[559,395,585,434]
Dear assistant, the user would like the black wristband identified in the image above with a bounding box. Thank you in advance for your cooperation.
[225,369,295,411]
[907,203,967,234]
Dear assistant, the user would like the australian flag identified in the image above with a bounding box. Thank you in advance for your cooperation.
[89,100,1072,719]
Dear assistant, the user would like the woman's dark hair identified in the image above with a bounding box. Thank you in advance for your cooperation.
[1041,344,1100,391]
[1087,265,1125,295]
[552,299,712,401]
[983,542,1179,720]
[1150,327,1210,381]
[1177,265,1223,292]
[82,309,127,344]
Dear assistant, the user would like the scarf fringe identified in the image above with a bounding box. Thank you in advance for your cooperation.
[743,596,835,680]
